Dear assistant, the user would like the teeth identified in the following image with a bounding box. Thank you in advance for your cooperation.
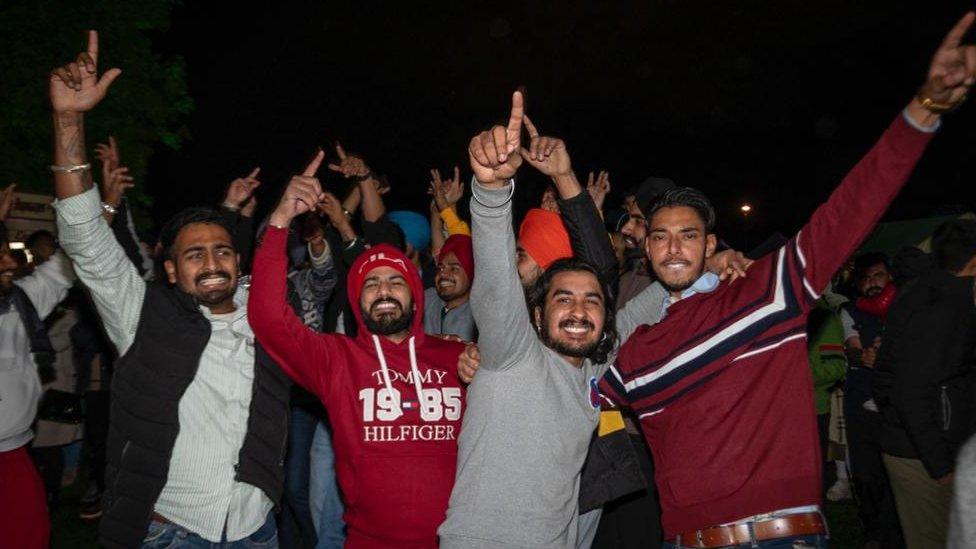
[374,302,397,311]
[563,325,589,334]
[200,277,227,287]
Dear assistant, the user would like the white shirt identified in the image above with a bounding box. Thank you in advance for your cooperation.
[55,187,271,542]
[0,253,75,451]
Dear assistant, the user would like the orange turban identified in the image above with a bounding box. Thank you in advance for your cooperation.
[518,208,572,270]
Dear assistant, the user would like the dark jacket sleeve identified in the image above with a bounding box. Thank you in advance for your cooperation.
[110,199,149,277]
[558,192,618,300]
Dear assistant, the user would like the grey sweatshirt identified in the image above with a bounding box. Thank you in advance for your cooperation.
[439,180,664,548]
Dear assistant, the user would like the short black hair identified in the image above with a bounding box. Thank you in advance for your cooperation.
[932,219,976,272]
[159,207,236,260]
[853,252,890,279]
[646,187,716,233]
[527,257,618,365]
[25,230,55,249]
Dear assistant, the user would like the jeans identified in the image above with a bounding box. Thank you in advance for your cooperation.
[310,420,345,549]
[280,404,320,548]
[663,534,828,549]
[141,513,277,548]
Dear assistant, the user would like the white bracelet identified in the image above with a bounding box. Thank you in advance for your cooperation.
[50,163,91,174]
[471,178,516,208]
[221,201,241,211]
[101,202,118,215]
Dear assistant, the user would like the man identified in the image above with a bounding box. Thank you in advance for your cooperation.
[838,252,903,547]
[616,177,676,309]
[440,92,668,548]
[600,14,975,548]
[424,233,477,341]
[25,230,58,266]
[248,157,467,547]
[874,219,976,549]
[49,32,288,547]
[0,190,74,549]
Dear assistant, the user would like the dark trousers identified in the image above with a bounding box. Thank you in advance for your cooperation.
[845,403,904,549]
[29,446,64,512]
[83,390,110,494]
[592,433,663,549]
[279,403,320,549]
[817,413,830,491]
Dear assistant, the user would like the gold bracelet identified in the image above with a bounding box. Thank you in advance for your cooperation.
[917,93,967,113]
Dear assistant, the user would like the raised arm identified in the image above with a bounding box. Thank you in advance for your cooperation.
[248,151,341,397]
[795,12,975,301]
[467,91,537,370]
[49,31,144,354]
[520,116,619,296]
[329,143,386,222]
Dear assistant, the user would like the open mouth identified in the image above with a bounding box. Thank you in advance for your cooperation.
[371,299,402,315]
[622,236,637,249]
[0,270,14,282]
[197,275,230,288]
[662,260,690,271]
[559,321,595,339]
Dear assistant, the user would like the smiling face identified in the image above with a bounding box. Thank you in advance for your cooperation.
[163,222,239,313]
[434,252,471,304]
[533,270,606,367]
[516,244,544,289]
[359,265,414,337]
[645,205,717,295]
[856,263,891,297]
[620,201,648,251]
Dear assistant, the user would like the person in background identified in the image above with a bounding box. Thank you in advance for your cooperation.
[26,230,58,266]
[424,234,477,341]
[616,176,676,309]
[807,298,848,493]
[874,219,976,549]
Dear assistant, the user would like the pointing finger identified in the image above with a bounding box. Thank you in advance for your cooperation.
[505,90,524,154]
[941,12,976,50]
[303,149,325,176]
[523,114,540,139]
[95,68,122,94]
[335,142,348,160]
[248,167,261,179]
[453,165,460,183]
[87,30,99,65]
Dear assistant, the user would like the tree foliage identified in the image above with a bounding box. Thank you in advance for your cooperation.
[0,0,192,206]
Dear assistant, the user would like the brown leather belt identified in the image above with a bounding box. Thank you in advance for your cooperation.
[150,512,174,525]
[667,511,826,548]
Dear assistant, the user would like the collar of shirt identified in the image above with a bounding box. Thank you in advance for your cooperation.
[199,283,253,340]
[661,271,721,317]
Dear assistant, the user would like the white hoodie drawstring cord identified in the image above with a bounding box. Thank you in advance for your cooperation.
[371,334,425,419]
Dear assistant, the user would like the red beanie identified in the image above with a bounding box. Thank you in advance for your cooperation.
[438,234,474,281]
[518,208,572,270]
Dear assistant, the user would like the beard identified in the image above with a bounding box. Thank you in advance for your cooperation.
[540,317,600,359]
[435,277,467,302]
[192,269,236,306]
[362,297,414,335]
[654,255,705,294]
[863,285,883,297]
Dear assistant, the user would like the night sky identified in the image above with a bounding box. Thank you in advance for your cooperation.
[145,1,975,249]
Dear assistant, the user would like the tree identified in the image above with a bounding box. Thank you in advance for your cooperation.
[0,0,192,208]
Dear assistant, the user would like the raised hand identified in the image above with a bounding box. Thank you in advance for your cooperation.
[468,90,524,186]
[587,170,610,210]
[49,31,122,114]
[921,12,976,105]
[327,143,372,179]
[270,150,326,228]
[520,115,572,178]
[101,166,134,208]
[442,166,464,205]
[429,169,450,211]
[705,250,754,283]
[0,184,17,222]
[224,167,262,210]
[94,136,120,185]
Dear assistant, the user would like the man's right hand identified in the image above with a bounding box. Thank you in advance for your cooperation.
[270,150,326,228]
[468,91,524,187]
[49,31,121,114]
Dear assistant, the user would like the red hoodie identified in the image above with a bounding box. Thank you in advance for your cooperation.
[249,229,466,548]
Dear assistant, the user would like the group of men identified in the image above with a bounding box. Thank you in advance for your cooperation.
[2,11,976,549]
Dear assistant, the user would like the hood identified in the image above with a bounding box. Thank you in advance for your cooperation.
[346,243,427,347]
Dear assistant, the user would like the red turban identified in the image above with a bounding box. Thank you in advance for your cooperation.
[438,234,474,281]
[518,208,572,270]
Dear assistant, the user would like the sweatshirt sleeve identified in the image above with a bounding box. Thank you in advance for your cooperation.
[439,206,471,236]
[469,179,537,371]
[789,112,935,309]
[248,226,342,400]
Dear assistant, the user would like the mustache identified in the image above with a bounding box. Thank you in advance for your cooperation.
[195,270,232,285]
[559,318,595,331]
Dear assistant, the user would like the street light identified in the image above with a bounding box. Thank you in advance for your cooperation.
[740,203,752,216]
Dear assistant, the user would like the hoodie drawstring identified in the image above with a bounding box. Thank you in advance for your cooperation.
[371,334,425,419]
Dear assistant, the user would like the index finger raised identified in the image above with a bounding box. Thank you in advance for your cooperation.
[523,114,540,139]
[303,149,325,177]
[941,11,976,50]
[335,142,348,161]
[87,30,99,65]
